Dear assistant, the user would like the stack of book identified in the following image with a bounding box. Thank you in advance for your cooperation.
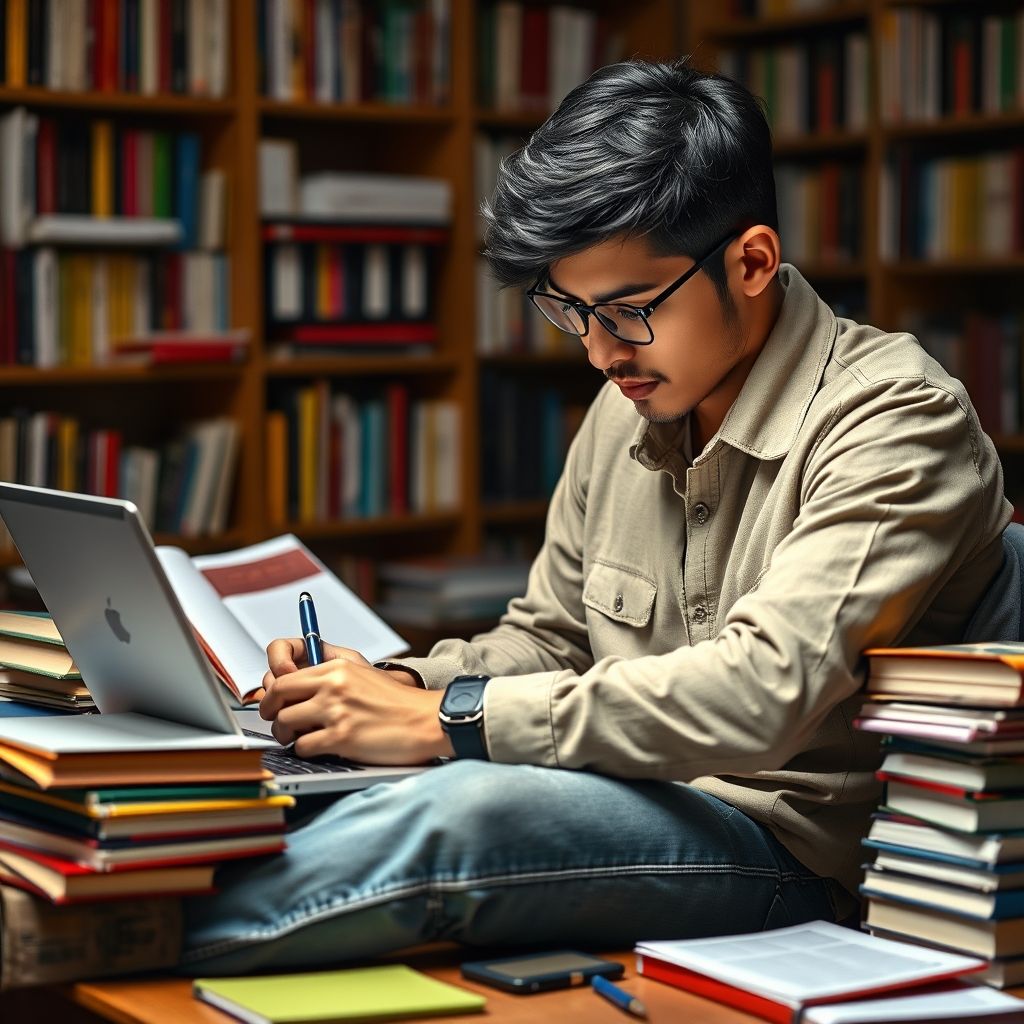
[855,641,1024,988]
[0,715,292,907]
[0,611,93,713]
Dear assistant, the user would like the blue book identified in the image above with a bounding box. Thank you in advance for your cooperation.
[0,699,67,719]
[174,133,201,249]
[861,873,1024,920]
[864,837,1024,874]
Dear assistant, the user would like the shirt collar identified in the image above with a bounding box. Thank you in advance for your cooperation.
[630,264,837,469]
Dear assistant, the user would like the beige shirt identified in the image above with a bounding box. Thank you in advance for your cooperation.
[395,265,1010,901]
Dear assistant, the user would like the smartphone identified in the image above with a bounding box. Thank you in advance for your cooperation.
[460,950,624,994]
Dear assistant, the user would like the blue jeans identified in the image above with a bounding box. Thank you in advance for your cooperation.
[180,761,840,974]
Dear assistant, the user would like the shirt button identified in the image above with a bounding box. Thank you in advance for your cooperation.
[693,605,707,624]
[693,503,710,525]
[613,594,624,612]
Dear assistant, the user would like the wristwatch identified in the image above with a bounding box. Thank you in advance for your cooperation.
[438,675,491,760]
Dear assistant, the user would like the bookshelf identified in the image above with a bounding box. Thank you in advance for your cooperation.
[686,0,1024,515]
[0,1,684,592]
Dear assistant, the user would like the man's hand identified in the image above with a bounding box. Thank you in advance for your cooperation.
[260,638,454,764]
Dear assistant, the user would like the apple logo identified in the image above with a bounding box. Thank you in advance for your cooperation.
[105,598,130,644]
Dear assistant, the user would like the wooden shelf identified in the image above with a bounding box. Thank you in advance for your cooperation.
[482,499,550,526]
[0,86,234,115]
[793,262,868,281]
[701,3,869,40]
[882,110,1024,141]
[773,131,868,156]
[258,99,454,123]
[474,108,548,131]
[287,513,462,539]
[883,257,1024,275]
[0,364,247,385]
[265,354,460,378]
[993,434,1024,454]
[480,351,581,368]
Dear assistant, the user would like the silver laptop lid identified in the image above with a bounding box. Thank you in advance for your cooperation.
[0,483,239,736]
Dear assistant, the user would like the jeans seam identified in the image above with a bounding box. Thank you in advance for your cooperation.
[181,861,818,964]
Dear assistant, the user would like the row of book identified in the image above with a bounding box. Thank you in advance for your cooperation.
[879,149,1024,263]
[480,370,587,504]
[776,161,862,267]
[856,642,1024,989]
[0,0,229,96]
[718,34,869,138]
[0,248,232,367]
[0,107,224,250]
[265,230,442,339]
[258,0,449,106]
[879,9,1024,124]
[477,1,619,114]
[717,0,850,18]
[475,255,575,357]
[908,311,1022,438]
[265,382,460,526]
[0,412,239,541]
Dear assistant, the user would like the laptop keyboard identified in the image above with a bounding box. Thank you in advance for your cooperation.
[242,729,365,775]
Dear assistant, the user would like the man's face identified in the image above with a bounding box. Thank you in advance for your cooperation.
[546,235,751,425]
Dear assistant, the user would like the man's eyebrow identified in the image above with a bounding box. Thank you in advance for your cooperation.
[544,272,659,305]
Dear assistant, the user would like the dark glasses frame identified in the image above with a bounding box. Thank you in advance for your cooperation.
[526,232,739,346]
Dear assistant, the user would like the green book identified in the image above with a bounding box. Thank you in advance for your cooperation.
[193,965,487,1023]
[152,133,173,218]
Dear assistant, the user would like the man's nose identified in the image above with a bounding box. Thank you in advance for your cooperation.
[583,319,637,373]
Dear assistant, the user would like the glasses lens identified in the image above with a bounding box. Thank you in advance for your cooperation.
[531,294,586,336]
[594,304,653,344]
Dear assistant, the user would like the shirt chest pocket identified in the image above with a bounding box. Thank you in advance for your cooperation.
[582,560,657,628]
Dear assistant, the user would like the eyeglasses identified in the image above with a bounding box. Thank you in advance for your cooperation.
[526,233,738,346]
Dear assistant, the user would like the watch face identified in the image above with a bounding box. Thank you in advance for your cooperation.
[442,677,487,719]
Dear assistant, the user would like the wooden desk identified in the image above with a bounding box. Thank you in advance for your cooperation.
[62,949,762,1024]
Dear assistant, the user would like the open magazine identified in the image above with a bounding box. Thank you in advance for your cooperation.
[155,535,408,705]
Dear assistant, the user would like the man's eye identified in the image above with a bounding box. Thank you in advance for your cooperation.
[616,307,643,321]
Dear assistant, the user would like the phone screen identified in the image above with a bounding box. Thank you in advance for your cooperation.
[483,952,610,979]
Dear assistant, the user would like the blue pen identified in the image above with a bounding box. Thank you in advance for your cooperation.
[298,591,323,666]
[592,975,647,1019]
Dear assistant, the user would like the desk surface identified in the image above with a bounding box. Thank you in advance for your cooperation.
[67,948,764,1024]
[43,947,1024,1024]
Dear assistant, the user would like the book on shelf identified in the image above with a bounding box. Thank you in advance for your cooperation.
[774,160,862,267]
[257,0,450,106]
[1,0,228,96]
[863,643,1024,706]
[155,533,408,705]
[866,898,1024,961]
[0,845,216,904]
[633,921,988,1024]
[194,964,486,1024]
[0,883,182,990]
[718,32,870,138]
[107,329,251,366]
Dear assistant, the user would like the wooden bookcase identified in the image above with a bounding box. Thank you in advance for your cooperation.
[684,0,1024,510]
[0,0,684,582]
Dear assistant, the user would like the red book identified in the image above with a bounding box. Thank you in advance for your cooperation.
[520,7,549,111]
[97,0,119,92]
[1,249,16,365]
[121,128,139,216]
[817,62,836,133]
[35,118,57,215]
[876,771,1021,802]
[158,0,173,93]
[281,322,437,345]
[262,224,448,245]
[303,0,317,100]
[952,30,972,117]
[104,429,122,498]
[387,383,409,515]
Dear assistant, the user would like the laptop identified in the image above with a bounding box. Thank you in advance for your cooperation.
[0,483,426,794]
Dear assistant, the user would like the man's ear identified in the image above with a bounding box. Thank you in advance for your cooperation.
[731,225,781,299]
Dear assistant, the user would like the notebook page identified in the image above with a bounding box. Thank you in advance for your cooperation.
[635,921,984,1004]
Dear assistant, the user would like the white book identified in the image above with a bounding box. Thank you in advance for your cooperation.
[140,0,159,95]
[26,413,49,488]
[494,2,522,110]
[432,401,460,510]
[259,138,299,217]
[298,173,451,223]
[337,396,361,518]
[199,171,227,250]
[401,245,428,318]
[0,108,29,247]
[805,983,1024,1023]
[268,0,291,100]
[409,403,428,513]
[131,256,151,338]
[207,0,228,98]
[188,0,208,95]
[47,0,66,90]
[206,420,240,536]
[362,244,390,319]
[315,0,335,102]
[271,244,302,320]
[67,0,87,91]
[156,534,407,703]
[179,418,234,538]
[637,921,985,1013]
[131,445,160,531]
[90,257,110,362]
[27,216,182,246]
[32,248,58,368]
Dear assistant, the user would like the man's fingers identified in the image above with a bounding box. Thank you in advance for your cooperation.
[258,672,325,720]
[322,642,371,667]
[266,637,307,677]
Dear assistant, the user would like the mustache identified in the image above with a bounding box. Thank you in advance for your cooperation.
[605,370,667,383]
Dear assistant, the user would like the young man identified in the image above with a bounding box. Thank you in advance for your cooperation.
[181,60,1011,972]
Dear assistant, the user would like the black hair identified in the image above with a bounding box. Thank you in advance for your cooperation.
[482,58,778,308]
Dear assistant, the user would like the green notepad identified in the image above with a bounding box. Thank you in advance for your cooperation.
[192,964,487,1024]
